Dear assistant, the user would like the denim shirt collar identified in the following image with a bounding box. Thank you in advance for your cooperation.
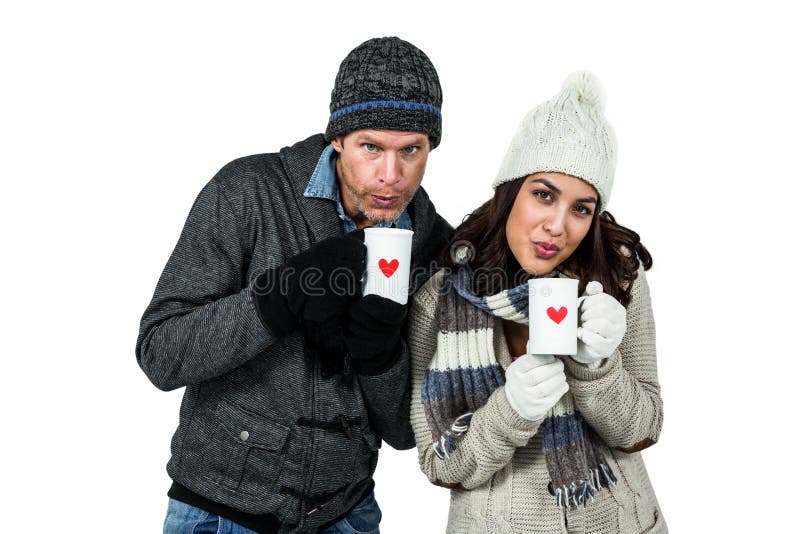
[303,144,413,234]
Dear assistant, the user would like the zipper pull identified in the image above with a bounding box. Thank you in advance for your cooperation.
[339,415,353,440]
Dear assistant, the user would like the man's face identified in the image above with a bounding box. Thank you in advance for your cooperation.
[332,129,430,228]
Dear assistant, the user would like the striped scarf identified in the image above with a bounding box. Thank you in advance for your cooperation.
[421,268,617,509]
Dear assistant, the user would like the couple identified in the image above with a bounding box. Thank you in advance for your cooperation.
[137,37,665,533]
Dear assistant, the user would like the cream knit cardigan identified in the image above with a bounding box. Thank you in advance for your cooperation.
[408,266,667,533]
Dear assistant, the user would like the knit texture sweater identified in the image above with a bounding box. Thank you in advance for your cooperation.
[409,267,667,533]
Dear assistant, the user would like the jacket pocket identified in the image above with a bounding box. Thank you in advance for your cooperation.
[213,398,290,496]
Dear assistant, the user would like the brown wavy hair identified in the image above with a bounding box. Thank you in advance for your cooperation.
[441,177,652,307]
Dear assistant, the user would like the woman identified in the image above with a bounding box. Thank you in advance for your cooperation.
[408,72,666,533]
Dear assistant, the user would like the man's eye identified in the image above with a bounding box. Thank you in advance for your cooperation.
[402,146,418,155]
[364,143,379,152]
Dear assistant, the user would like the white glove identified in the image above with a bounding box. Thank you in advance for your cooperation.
[504,354,569,421]
[573,281,627,365]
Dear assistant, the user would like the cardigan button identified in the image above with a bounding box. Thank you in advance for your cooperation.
[240,430,250,441]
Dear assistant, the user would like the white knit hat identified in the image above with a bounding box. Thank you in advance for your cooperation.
[492,71,617,210]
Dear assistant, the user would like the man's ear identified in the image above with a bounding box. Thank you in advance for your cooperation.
[331,136,344,153]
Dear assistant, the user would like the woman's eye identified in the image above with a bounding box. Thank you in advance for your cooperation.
[364,143,379,152]
[533,190,553,201]
[574,204,592,216]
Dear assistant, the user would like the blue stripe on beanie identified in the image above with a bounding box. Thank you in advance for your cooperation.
[330,100,442,121]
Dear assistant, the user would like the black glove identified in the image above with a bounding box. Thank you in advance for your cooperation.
[344,294,407,375]
[303,316,350,377]
[251,231,365,336]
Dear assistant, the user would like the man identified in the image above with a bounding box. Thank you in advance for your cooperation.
[137,37,452,533]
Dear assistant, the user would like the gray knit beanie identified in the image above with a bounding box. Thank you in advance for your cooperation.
[493,71,617,210]
[325,37,443,149]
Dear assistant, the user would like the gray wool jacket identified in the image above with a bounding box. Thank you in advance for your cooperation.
[136,134,452,533]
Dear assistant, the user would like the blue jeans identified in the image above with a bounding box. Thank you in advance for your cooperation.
[163,491,382,534]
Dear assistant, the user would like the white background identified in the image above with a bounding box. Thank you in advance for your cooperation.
[2,1,797,532]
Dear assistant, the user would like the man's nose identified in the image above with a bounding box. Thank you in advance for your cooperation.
[379,153,402,186]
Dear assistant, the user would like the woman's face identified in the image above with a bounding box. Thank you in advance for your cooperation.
[505,172,598,276]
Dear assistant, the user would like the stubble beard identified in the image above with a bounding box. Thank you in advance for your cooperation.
[342,178,414,225]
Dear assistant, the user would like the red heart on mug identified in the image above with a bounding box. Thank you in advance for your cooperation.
[378,258,399,277]
[546,306,568,324]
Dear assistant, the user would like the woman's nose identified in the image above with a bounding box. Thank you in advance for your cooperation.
[544,211,566,236]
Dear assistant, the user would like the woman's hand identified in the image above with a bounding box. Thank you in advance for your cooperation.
[573,281,627,365]
[504,354,569,421]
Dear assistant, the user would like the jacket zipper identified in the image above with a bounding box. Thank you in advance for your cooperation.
[302,355,319,521]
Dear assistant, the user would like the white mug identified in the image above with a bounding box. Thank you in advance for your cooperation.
[362,228,413,305]
[528,278,579,355]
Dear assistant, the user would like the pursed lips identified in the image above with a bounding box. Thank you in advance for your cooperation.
[370,193,400,207]
[532,241,561,259]
[534,241,560,251]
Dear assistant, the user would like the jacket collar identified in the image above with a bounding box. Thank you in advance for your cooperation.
[281,134,342,244]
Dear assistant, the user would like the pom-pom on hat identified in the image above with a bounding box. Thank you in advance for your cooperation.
[492,71,617,210]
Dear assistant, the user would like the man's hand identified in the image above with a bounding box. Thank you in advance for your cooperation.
[344,295,407,376]
[302,294,407,377]
[251,231,366,336]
